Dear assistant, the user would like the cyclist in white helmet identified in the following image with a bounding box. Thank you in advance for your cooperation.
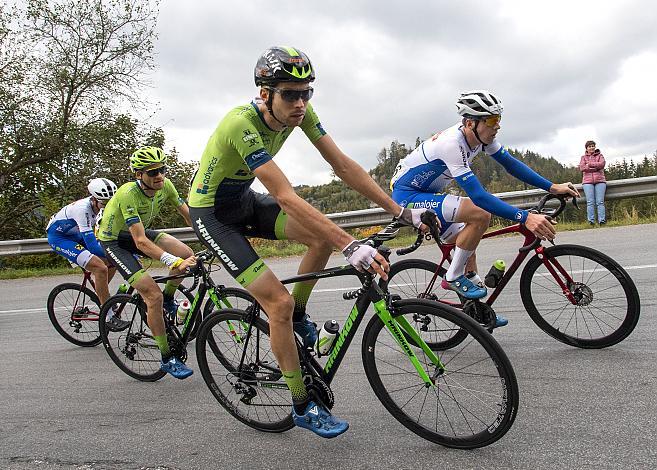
[391,90,579,326]
[47,178,124,327]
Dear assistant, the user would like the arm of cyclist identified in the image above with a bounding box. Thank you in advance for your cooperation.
[456,171,557,241]
[313,135,438,232]
[80,230,106,258]
[253,159,389,279]
[489,146,553,190]
[127,222,196,272]
[176,202,193,227]
[491,146,579,198]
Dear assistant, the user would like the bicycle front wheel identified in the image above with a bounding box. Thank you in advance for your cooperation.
[520,244,640,348]
[99,294,166,382]
[362,299,519,449]
[381,259,469,350]
[196,309,294,433]
[47,283,101,347]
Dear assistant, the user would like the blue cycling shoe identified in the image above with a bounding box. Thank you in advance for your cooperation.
[293,314,318,349]
[160,356,193,379]
[292,401,349,438]
[441,274,488,299]
[162,298,178,322]
[494,315,509,328]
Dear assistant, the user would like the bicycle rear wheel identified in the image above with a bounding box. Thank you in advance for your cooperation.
[99,294,166,382]
[381,259,469,349]
[520,244,640,348]
[362,299,519,449]
[196,309,294,433]
[47,283,101,347]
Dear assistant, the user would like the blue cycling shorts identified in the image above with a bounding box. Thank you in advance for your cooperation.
[392,189,466,242]
[47,229,94,268]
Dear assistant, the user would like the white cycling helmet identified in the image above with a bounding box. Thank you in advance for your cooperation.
[88,178,117,201]
[456,90,504,117]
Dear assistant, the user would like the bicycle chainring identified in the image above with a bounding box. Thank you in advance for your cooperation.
[462,300,496,330]
[304,375,334,410]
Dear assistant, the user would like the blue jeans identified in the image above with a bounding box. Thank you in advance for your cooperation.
[582,182,606,223]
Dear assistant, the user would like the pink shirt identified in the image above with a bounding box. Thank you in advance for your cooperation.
[579,152,606,184]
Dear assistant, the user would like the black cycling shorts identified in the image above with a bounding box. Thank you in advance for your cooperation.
[189,191,287,287]
[100,229,164,284]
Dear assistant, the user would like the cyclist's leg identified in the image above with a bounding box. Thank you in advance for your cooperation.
[152,230,194,311]
[191,205,348,434]
[250,192,328,344]
[84,255,110,305]
[394,191,488,298]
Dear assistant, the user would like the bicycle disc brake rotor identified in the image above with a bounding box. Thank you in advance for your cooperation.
[463,300,496,329]
[568,282,593,306]
[304,375,334,409]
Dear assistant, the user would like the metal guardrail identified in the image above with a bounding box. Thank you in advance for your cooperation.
[1,176,656,257]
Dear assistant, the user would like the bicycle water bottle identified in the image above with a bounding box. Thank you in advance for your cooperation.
[316,320,340,356]
[176,299,191,325]
[484,260,506,288]
[117,283,129,294]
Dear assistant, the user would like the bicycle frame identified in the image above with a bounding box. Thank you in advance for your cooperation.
[239,263,445,388]
[424,222,580,307]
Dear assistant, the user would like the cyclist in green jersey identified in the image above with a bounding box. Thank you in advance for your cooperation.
[98,147,197,379]
[188,46,439,438]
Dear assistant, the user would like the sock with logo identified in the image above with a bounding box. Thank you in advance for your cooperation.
[445,247,474,282]
[292,281,314,322]
[154,334,170,359]
[283,369,310,413]
[162,280,177,300]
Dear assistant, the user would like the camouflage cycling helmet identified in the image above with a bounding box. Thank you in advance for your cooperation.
[456,90,504,117]
[254,46,315,86]
[130,146,167,172]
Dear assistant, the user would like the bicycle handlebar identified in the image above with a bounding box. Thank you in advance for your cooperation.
[531,189,579,218]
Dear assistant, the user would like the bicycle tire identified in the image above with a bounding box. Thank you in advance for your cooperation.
[196,309,294,433]
[520,244,640,348]
[99,294,167,382]
[47,283,102,347]
[362,298,519,449]
[381,259,469,350]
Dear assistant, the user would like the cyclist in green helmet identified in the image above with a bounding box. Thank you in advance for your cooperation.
[98,146,197,379]
[188,46,439,438]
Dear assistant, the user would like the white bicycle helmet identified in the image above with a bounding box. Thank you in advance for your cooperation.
[456,90,504,117]
[88,178,117,201]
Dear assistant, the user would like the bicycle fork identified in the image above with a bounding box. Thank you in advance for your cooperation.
[373,298,446,387]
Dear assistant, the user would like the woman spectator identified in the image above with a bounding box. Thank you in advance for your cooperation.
[579,140,607,225]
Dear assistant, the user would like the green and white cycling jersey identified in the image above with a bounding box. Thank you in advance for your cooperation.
[188,99,326,208]
[97,179,184,241]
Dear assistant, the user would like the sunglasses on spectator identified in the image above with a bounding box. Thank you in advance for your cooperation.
[479,115,501,127]
[144,166,167,177]
[268,87,314,103]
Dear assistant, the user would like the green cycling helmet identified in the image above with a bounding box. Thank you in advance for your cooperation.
[130,146,167,172]
[254,46,315,86]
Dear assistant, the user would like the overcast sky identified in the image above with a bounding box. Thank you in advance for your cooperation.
[144,0,657,187]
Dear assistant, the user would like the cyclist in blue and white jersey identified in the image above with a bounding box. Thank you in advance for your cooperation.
[46,178,128,329]
[391,90,578,326]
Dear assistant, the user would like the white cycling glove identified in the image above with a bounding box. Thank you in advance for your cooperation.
[342,240,378,272]
[397,207,426,228]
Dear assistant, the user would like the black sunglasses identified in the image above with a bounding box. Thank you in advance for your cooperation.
[268,87,314,103]
[144,166,167,177]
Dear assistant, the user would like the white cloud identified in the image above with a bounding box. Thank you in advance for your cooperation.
[144,0,657,187]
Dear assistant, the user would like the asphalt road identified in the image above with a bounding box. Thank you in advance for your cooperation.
[1,224,656,470]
